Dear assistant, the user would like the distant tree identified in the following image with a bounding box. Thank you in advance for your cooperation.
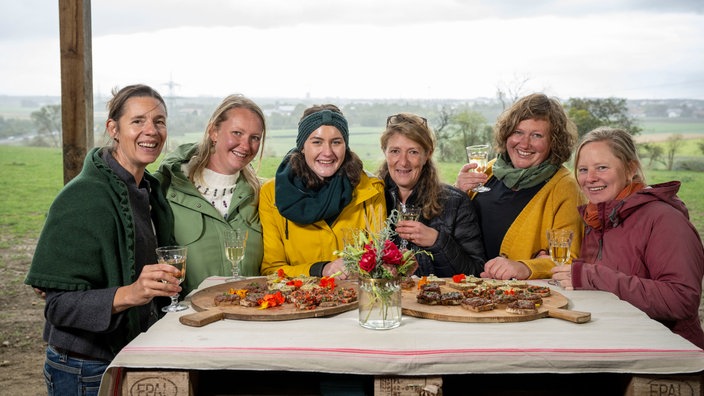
[639,143,665,168]
[439,110,489,162]
[30,105,62,147]
[698,141,704,156]
[0,116,34,138]
[566,97,641,138]
[433,105,457,161]
[665,134,684,171]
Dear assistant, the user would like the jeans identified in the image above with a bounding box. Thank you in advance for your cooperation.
[44,346,108,396]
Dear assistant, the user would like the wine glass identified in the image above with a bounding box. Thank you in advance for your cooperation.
[397,203,421,250]
[466,144,491,193]
[156,246,188,312]
[546,229,574,287]
[224,229,247,281]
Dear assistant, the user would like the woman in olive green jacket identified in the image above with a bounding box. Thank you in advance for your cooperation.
[155,95,266,296]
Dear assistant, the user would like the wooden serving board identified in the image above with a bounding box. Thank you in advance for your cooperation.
[401,283,590,323]
[182,278,358,326]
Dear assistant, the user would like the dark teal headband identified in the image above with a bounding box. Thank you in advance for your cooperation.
[296,109,349,150]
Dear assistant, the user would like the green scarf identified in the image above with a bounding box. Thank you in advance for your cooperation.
[275,151,353,224]
[492,152,559,190]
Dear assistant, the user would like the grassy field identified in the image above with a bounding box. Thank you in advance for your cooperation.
[2,144,703,241]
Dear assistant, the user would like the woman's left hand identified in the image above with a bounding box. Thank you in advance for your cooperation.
[323,258,348,279]
[551,264,573,290]
[395,220,438,248]
[481,256,531,280]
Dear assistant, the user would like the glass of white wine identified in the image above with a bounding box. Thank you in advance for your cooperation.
[466,144,491,193]
[224,229,247,281]
[397,203,421,250]
[546,229,574,287]
[156,245,188,312]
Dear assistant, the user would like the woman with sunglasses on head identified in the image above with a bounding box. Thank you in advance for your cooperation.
[259,104,386,278]
[455,93,585,280]
[155,94,265,297]
[380,113,486,277]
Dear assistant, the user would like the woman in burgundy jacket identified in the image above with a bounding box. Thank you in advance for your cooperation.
[552,127,704,349]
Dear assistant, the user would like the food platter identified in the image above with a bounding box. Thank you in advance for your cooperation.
[185,277,358,323]
[401,281,589,323]
[181,277,589,327]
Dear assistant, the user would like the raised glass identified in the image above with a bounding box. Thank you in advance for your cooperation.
[466,144,491,193]
[157,245,188,312]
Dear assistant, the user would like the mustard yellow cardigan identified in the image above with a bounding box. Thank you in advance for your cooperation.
[474,164,586,279]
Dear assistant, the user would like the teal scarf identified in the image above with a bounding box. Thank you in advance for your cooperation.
[492,152,559,190]
[275,151,353,224]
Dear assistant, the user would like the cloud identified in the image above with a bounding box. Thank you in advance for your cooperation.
[4,0,702,39]
[1,1,703,99]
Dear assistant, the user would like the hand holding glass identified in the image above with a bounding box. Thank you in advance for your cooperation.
[396,203,421,250]
[546,229,574,287]
[466,144,491,193]
[224,229,247,281]
[156,246,188,312]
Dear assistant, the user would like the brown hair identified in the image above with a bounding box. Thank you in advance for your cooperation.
[105,84,167,147]
[494,93,577,165]
[189,94,267,202]
[378,113,443,219]
[289,104,363,190]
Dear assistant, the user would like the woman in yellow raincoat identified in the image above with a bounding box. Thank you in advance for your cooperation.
[259,104,386,278]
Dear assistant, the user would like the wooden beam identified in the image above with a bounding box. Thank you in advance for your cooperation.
[58,0,93,184]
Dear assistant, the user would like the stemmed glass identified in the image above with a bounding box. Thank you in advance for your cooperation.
[546,229,574,287]
[396,203,421,250]
[156,246,188,312]
[224,229,247,281]
[466,144,491,193]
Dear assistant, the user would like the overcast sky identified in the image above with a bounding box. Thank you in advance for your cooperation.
[1,0,703,100]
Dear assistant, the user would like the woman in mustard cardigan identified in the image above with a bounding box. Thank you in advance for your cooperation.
[455,93,585,280]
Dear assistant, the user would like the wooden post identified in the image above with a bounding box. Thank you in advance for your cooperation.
[58,0,93,184]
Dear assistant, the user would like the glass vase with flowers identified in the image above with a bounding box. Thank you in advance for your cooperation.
[339,212,428,329]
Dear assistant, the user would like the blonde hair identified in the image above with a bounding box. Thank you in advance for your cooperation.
[574,126,645,184]
[188,94,266,202]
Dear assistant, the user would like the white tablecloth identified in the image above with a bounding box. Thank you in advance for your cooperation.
[100,277,704,395]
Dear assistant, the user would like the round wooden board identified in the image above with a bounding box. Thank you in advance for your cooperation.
[189,278,358,321]
[401,283,568,323]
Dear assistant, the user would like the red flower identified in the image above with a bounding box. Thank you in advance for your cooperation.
[258,291,285,309]
[359,243,377,272]
[452,274,466,283]
[319,276,336,290]
[381,240,403,265]
[277,268,286,279]
[286,279,303,288]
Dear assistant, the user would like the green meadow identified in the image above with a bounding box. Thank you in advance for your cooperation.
[2,142,703,245]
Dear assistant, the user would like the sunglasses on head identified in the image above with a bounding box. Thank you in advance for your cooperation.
[386,114,428,127]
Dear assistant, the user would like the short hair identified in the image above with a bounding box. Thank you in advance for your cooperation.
[494,93,577,165]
